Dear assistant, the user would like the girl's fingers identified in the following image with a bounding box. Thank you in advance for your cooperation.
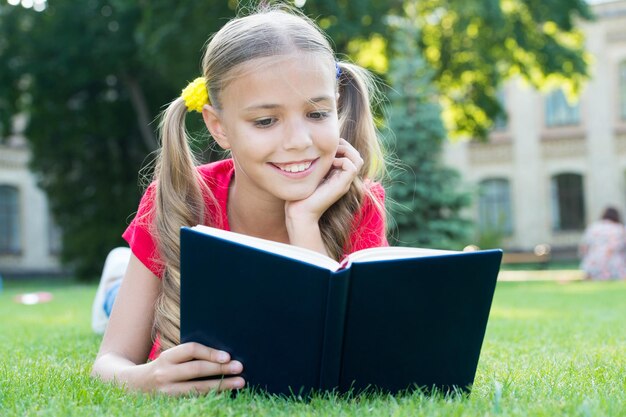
[320,157,357,198]
[161,342,230,365]
[172,359,243,382]
[336,138,364,170]
[331,156,358,177]
[159,376,246,396]
[154,343,242,387]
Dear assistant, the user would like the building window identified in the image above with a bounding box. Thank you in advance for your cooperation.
[618,60,626,120]
[0,185,21,254]
[545,89,580,127]
[478,178,513,235]
[551,173,585,231]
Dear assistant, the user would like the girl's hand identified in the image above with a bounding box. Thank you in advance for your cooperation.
[284,139,363,255]
[285,138,363,224]
[135,342,245,396]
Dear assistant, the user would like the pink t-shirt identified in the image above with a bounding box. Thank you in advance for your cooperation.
[122,158,388,358]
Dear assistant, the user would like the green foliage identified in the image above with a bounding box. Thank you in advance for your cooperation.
[331,1,592,139]
[386,20,472,249]
[299,0,403,52]
[413,0,593,138]
[0,1,236,279]
[1,2,148,278]
[1,279,625,416]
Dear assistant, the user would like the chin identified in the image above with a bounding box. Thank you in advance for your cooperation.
[279,186,318,202]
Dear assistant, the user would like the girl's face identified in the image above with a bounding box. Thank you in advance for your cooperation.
[205,54,340,204]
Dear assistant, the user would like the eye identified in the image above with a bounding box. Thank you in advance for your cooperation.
[308,111,329,120]
[253,117,276,128]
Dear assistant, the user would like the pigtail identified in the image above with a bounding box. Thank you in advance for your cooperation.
[337,62,385,180]
[152,97,215,351]
[318,62,387,259]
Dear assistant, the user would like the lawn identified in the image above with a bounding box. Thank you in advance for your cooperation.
[0,277,624,416]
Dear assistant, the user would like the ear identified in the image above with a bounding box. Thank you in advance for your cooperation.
[202,104,230,150]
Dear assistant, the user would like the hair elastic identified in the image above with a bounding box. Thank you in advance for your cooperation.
[335,62,342,79]
[181,77,209,113]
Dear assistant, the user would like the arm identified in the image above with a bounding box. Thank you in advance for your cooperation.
[91,254,245,395]
[285,138,363,255]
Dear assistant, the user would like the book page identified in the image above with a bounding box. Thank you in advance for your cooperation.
[348,246,459,263]
[191,225,340,271]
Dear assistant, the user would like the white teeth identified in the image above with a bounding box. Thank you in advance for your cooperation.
[277,161,312,173]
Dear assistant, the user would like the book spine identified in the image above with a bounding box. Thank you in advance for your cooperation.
[318,268,351,391]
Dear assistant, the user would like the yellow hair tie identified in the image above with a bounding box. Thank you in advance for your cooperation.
[181,77,209,113]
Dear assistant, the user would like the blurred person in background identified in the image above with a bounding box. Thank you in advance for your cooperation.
[579,206,626,280]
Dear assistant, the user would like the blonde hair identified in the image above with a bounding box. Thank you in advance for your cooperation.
[152,6,386,351]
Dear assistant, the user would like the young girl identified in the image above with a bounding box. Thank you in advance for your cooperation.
[91,6,387,396]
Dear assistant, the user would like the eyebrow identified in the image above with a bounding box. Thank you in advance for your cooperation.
[243,95,334,112]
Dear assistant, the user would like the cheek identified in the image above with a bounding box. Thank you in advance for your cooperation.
[230,126,274,156]
[319,125,341,154]
[326,139,340,157]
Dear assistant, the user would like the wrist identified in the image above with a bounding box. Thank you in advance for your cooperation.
[93,352,148,392]
[116,362,149,392]
[284,205,320,224]
[285,220,328,256]
[285,211,318,230]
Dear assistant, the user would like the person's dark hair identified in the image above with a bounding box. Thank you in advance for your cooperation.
[601,206,621,223]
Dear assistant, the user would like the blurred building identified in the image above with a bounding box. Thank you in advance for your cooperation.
[444,0,626,258]
[0,116,62,276]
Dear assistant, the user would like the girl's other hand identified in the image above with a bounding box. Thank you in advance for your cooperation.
[285,138,363,223]
[136,342,245,395]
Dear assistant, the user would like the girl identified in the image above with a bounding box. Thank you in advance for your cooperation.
[91,6,387,396]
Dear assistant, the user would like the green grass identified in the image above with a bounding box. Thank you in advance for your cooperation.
[1,278,625,416]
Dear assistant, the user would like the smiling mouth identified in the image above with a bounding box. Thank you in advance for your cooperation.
[272,160,314,173]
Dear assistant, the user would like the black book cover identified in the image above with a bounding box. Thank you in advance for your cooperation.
[180,226,502,395]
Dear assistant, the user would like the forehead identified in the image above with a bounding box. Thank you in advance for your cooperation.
[220,54,336,109]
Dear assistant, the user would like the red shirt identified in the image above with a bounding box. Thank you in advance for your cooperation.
[122,158,387,358]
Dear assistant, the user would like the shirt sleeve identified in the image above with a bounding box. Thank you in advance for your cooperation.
[121,183,164,278]
[349,182,389,253]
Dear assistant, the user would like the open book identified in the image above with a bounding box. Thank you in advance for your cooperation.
[180,225,502,395]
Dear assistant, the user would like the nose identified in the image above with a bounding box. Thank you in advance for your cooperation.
[282,118,313,151]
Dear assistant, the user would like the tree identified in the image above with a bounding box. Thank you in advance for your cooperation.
[386,18,472,249]
[300,0,403,52]
[1,2,153,278]
[0,1,237,279]
[319,0,592,139]
[414,0,593,138]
